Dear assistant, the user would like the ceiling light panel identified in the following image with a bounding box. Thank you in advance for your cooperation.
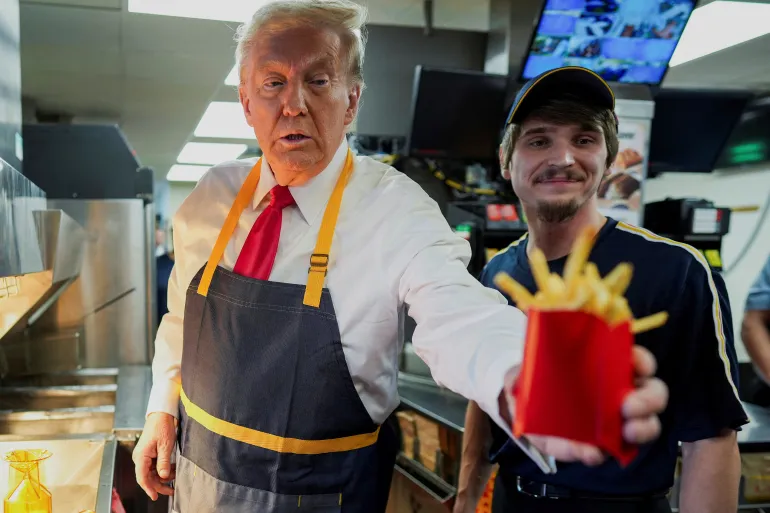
[128,0,268,22]
[167,164,210,183]
[670,1,770,67]
[177,142,247,165]
[194,102,254,140]
[225,65,239,86]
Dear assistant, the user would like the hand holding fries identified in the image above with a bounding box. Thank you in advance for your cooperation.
[493,226,668,334]
[494,225,669,466]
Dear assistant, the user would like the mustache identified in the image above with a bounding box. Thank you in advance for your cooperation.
[534,167,585,183]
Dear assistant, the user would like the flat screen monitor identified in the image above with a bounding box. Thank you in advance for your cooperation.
[716,97,770,169]
[406,66,508,162]
[648,89,754,175]
[521,0,696,85]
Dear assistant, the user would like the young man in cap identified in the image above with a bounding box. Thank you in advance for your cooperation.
[453,66,748,513]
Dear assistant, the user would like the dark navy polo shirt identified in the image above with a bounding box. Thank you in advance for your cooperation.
[481,217,748,495]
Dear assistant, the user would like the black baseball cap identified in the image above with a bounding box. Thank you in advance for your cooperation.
[505,66,616,127]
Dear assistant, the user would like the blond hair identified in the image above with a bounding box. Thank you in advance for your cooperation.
[234,0,368,86]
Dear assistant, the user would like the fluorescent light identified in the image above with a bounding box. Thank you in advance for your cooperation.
[225,65,239,86]
[194,102,254,140]
[167,165,210,183]
[128,0,268,22]
[670,1,770,67]
[177,142,247,165]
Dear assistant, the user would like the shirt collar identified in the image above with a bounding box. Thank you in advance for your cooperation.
[252,138,350,226]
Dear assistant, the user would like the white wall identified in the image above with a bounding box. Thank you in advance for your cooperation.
[644,166,770,362]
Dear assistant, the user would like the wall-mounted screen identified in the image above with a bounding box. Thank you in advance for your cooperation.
[406,66,508,162]
[648,89,754,176]
[521,0,696,85]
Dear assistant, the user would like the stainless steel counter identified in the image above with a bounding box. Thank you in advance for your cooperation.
[398,375,770,452]
[398,375,468,433]
[113,364,152,440]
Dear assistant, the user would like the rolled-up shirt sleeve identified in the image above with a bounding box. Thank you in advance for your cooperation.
[746,255,770,312]
[146,211,190,418]
[383,177,552,472]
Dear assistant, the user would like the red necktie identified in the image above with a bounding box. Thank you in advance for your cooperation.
[233,185,295,280]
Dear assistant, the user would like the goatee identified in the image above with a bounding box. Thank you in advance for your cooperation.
[535,199,580,223]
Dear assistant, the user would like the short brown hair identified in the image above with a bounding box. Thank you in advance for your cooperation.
[500,98,619,172]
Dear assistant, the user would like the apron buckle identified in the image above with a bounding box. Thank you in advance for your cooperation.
[308,253,329,276]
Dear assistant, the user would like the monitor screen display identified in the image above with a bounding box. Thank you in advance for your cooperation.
[716,97,770,169]
[406,67,508,161]
[648,89,753,175]
[521,0,696,85]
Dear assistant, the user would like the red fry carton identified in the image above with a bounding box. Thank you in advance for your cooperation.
[512,309,638,467]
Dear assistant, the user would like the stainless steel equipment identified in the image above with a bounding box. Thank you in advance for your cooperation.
[20,123,157,367]
[0,158,46,278]
[0,123,159,511]
[42,199,153,367]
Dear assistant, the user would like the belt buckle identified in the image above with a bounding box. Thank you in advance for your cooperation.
[516,477,552,499]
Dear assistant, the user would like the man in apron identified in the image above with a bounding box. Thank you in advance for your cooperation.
[133,2,670,512]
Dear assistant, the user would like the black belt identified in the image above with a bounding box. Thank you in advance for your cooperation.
[515,477,670,501]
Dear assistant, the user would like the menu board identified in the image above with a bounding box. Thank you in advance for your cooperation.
[521,0,696,85]
[597,117,649,226]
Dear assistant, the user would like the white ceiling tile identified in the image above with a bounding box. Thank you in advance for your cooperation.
[121,13,237,56]
[20,3,120,47]
[20,0,120,8]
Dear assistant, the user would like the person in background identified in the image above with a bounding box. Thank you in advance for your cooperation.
[742,254,770,405]
[155,214,167,257]
[454,66,747,513]
[156,225,175,326]
[131,3,669,511]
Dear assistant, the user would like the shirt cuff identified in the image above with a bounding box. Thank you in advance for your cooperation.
[146,378,181,419]
[479,358,557,475]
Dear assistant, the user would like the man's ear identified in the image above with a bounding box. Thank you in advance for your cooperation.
[499,146,511,179]
[239,85,253,127]
[344,84,362,126]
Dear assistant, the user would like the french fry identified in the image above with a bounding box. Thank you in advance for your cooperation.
[606,296,633,325]
[494,272,535,310]
[493,225,668,334]
[631,312,669,334]
[566,276,592,310]
[584,262,601,283]
[586,273,611,316]
[546,273,567,300]
[529,248,551,292]
[563,226,598,287]
[603,263,633,295]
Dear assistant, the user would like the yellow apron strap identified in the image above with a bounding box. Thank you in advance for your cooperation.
[303,150,355,307]
[197,150,354,305]
[197,158,263,297]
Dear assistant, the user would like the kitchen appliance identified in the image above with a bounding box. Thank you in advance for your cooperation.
[643,197,731,270]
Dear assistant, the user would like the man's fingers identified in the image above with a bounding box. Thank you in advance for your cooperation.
[135,456,159,501]
[528,435,606,466]
[622,377,668,419]
[573,443,605,467]
[632,345,656,378]
[156,438,174,480]
[156,484,175,496]
[623,415,662,444]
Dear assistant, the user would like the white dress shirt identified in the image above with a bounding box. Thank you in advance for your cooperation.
[149,139,544,466]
